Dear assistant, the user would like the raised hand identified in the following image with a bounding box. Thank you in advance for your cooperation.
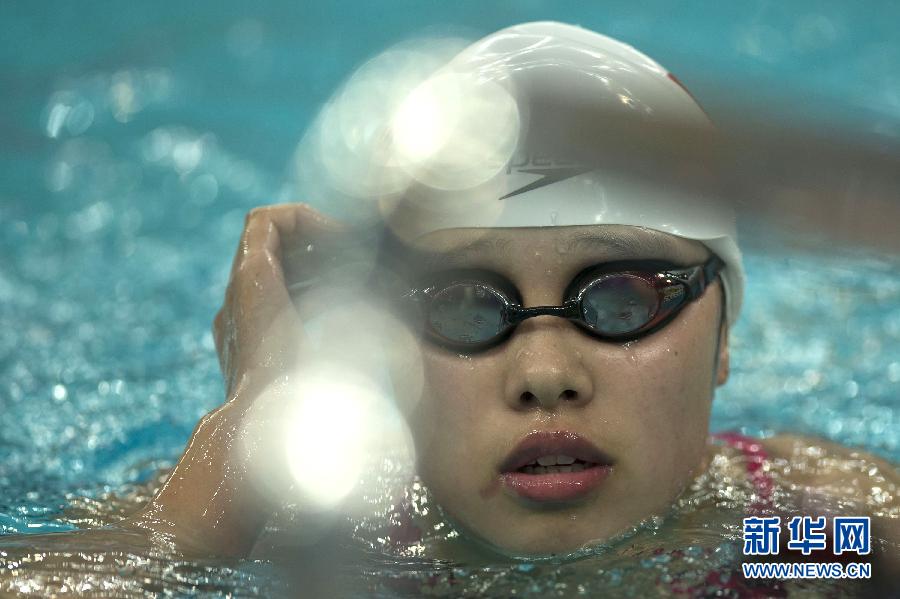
[128,204,349,556]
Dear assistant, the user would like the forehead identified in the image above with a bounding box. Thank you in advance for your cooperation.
[405,225,710,272]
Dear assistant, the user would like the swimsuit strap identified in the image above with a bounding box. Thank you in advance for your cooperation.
[668,435,781,596]
[711,432,775,513]
[386,482,424,549]
[388,502,423,547]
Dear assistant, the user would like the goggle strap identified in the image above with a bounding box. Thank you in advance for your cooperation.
[702,256,726,294]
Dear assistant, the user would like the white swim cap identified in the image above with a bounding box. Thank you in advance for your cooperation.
[379,21,743,325]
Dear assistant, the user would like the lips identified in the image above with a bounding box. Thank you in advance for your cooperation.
[498,430,613,503]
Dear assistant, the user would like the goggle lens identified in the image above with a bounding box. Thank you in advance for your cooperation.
[581,274,660,336]
[427,283,507,345]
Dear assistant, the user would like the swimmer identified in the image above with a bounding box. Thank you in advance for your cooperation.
[8,21,899,590]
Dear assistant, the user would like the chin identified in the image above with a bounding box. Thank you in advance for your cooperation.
[462,512,632,558]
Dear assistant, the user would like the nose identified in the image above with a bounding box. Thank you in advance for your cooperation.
[503,316,594,411]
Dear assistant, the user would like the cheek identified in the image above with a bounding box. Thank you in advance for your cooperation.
[404,348,501,471]
[629,344,713,444]
[599,299,719,469]
[640,338,711,412]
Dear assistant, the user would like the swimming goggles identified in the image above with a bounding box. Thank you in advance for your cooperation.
[400,256,724,352]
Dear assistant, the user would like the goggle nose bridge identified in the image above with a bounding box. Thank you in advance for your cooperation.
[504,300,583,326]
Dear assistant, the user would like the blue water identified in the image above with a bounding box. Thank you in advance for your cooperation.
[1,2,899,595]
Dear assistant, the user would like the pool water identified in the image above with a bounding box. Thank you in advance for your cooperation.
[2,2,899,596]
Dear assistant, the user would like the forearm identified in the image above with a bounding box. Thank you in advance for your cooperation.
[128,402,274,557]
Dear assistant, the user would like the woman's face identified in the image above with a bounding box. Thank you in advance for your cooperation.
[391,224,729,555]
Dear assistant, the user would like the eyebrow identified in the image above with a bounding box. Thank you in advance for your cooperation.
[409,237,514,272]
[564,230,685,258]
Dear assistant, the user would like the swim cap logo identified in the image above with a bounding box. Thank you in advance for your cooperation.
[499,153,591,200]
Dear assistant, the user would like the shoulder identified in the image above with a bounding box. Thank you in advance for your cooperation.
[762,433,897,473]
[761,433,899,509]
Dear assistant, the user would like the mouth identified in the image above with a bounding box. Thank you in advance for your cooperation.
[498,430,614,503]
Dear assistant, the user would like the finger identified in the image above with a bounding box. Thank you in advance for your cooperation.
[224,206,305,349]
[229,203,347,287]
[224,249,300,377]
[229,205,292,288]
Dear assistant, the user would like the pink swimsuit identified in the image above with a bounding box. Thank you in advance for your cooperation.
[712,431,775,512]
